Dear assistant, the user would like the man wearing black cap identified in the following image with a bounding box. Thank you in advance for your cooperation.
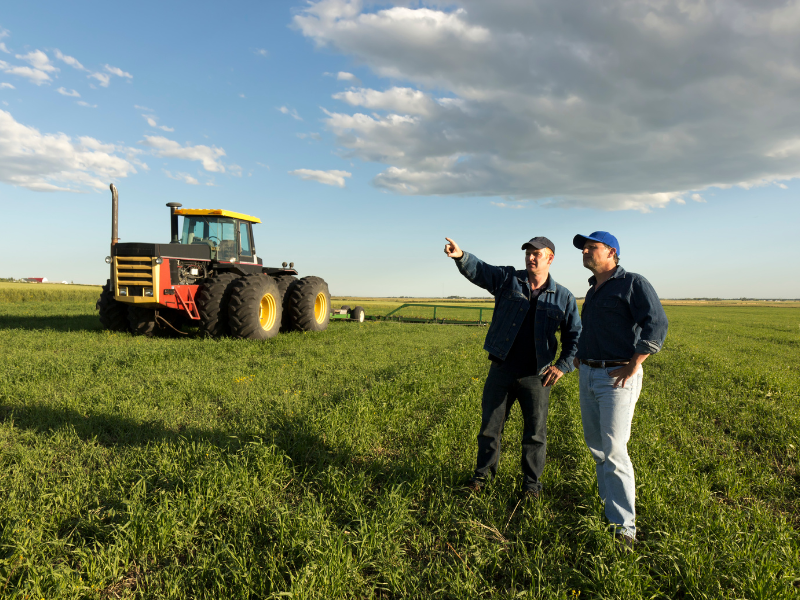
[444,236,581,498]
[572,231,668,549]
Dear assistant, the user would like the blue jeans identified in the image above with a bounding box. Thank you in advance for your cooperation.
[474,362,551,492]
[579,365,643,538]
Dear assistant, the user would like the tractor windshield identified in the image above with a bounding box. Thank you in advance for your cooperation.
[180,216,238,260]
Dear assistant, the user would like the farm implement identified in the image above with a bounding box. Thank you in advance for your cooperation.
[98,184,331,339]
[364,303,493,326]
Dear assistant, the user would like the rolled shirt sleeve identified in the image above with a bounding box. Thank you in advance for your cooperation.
[630,276,669,355]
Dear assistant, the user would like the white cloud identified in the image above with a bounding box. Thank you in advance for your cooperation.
[490,201,526,209]
[254,48,269,57]
[0,82,13,89]
[16,50,58,73]
[278,106,303,121]
[0,29,9,54]
[295,0,800,211]
[56,87,80,97]
[77,101,97,108]
[54,49,86,71]
[337,71,361,84]
[104,64,132,79]
[0,43,8,54]
[297,132,322,141]
[142,114,174,132]
[239,93,246,98]
[288,168,351,187]
[0,109,138,191]
[140,135,226,172]
[691,194,706,203]
[88,72,110,87]
[134,104,152,111]
[334,87,435,116]
[0,59,53,85]
[164,169,199,185]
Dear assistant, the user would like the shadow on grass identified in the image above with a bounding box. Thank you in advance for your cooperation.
[0,402,354,471]
[0,314,103,332]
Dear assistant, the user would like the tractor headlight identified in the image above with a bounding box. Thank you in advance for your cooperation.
[144,287,154,297]
[105,256,112,264]
[119,288,128,296]
[155,257,163,264]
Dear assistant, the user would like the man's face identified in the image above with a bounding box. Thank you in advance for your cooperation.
[525,247,553,276]
[582,241,615,270]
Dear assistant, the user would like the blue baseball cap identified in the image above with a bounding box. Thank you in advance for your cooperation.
[572,231,621,257]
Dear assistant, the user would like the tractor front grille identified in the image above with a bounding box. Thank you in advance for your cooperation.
[114,256,159,301]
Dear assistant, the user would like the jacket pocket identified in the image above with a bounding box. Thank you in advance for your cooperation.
[547,308,564,321]
[599,297,619,308]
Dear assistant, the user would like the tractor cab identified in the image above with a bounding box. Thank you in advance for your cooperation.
[175,209,261,264]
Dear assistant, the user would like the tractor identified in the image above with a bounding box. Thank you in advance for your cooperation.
[97,184,330,339]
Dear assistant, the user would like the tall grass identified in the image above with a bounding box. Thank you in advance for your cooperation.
[0,283,101,303]
[0,293,798,598]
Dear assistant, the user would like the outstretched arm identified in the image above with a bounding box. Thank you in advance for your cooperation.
[444,237,509,296]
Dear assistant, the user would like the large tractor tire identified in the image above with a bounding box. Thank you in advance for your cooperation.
[128,306,157,337]
[273,275,297,299]
[227,275,282,340]
[98,279,129,332]
[285,276,331,332]
[196,272,239,337]
[273,274,298,332]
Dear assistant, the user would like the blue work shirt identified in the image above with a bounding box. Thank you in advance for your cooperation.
[455,252,581,374]
[577,265,668,360]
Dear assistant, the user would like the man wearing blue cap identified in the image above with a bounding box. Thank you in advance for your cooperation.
[444,236,581,499]
[572,231,668,549]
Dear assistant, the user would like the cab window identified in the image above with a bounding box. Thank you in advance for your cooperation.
[239,221,251,255]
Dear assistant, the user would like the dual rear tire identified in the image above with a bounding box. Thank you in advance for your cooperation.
[285,276,331,332]
[227,276,283,340]
[196,272,239,337]
[215,274,331,340]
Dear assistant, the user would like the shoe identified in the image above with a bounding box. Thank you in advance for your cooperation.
[521,489,539,501]
[615,533,635,551]
[463,477,487,493]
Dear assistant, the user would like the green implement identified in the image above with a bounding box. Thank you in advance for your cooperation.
[365,303,493,326]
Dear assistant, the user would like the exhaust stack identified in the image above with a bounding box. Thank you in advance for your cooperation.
[110,184,119,246]
[167,202,182,243]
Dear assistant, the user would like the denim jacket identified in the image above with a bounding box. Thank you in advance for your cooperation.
[576,265,668,361]
[455,251,581,374]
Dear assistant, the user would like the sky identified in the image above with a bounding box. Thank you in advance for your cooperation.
[1,0,799,298]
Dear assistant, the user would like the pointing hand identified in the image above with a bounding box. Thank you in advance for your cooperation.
[444,237,464,259]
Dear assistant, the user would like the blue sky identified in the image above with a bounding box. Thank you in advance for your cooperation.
[1,1,798,298]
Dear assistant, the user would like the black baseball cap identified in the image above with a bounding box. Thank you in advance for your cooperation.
[521,236,555,254]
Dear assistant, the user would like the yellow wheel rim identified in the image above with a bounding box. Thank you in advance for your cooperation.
[314,292,327,324]
[259,292,277,330]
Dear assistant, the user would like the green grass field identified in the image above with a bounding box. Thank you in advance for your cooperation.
[0,284,798,599]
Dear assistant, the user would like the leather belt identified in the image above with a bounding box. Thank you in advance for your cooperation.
[581,359,629,368]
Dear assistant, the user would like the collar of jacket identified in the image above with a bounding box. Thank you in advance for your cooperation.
[588,265,627,287]
[514,272,558,296]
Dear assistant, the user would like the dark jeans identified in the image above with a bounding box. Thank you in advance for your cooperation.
[474,362,551,492]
